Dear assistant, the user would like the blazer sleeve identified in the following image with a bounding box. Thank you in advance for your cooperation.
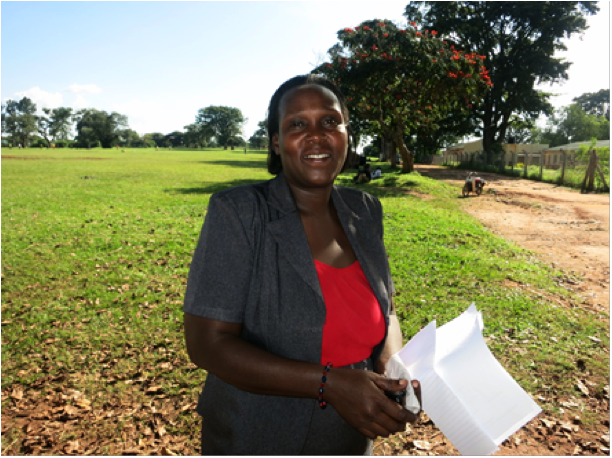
[183,193,254,323]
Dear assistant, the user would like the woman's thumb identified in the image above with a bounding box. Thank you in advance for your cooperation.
[374,376,408,392]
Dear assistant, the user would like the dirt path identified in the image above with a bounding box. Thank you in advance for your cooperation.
[373,166,610,456]
[417,165,609,314]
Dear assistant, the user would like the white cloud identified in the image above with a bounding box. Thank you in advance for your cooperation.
[111,99,167,134]
[13,86,63,109]
[73,94,91,110]
[65,84,102,95]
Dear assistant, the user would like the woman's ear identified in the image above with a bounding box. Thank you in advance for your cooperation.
[272,133,280,156]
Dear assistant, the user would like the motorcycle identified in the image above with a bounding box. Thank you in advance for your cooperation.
[462,172,486,197]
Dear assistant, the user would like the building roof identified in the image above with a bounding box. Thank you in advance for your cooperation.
[546,140,610,151]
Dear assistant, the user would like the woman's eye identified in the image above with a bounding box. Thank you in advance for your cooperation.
[291,120,305,128]
[323,118,339,127]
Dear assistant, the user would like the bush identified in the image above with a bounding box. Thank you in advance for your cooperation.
[54,140,74,148]
[363,144,380,158]
[31,138,48,147]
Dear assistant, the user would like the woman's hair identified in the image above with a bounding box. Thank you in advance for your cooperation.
[266,74,353,175]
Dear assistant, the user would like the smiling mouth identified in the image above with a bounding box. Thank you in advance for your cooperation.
[304,154,331,159]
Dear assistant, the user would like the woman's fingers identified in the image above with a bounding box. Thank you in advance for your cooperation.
[373,376,408,394]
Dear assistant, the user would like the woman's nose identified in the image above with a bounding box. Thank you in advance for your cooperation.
[306,124,327,143]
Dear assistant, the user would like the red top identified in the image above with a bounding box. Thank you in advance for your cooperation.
[315,259,386,367]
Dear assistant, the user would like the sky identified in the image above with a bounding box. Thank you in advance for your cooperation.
[1,1,610,142]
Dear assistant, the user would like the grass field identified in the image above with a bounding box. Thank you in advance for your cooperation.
[1,147,609,455]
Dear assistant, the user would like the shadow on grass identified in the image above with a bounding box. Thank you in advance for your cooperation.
[195,160,268,169]
[167,179,265,195]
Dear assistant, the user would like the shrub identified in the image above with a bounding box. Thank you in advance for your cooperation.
[54,140,74,148]
[31,138,48,147]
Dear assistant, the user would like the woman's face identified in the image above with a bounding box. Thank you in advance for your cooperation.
[273,85,348,190]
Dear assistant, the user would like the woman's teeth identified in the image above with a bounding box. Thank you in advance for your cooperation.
[305,154,330,159]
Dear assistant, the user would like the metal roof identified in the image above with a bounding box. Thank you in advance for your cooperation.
[546,140,610,151]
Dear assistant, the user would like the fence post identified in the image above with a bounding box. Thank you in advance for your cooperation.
[559,149,566,185]
[587,150,597,191]
[539,152,543,180]
[594,151,610,191]
[523,151,529,178]
[581,150,596,193]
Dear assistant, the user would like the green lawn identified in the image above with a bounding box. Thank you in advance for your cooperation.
[1,147,609,455]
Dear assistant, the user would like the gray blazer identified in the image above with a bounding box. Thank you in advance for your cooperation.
[183,172,395,454]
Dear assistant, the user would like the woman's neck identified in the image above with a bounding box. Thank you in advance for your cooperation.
[286,181,334,217]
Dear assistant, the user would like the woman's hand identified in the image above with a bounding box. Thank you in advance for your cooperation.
[324,368,421,439]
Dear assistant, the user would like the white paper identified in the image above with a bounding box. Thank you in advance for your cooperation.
[385,354,420,415]
[395,304,541,456]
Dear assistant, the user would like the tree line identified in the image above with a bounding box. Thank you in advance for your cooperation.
[0,99,270,150]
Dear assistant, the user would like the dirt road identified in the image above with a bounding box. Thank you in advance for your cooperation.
[417,165,609,314]
[373,165,610,456]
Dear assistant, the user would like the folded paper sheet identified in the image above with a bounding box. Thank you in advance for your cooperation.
[385,354,421,415]
[396,304,542,456]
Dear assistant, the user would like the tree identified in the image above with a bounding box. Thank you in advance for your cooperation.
[248,120,269,150]
[73,109,128,148]
[195,106,246,150]
[503,117,536,144]
[117,129,142,147]
[164,131,184,148]
[183,123,213,149]
[248,135,267,149]
[405,1,600,160]
[2,97,38,147]
[314,19,490,172]
[143,132,166,147]
[38,107,73,147]
[530,103,609,147]
[573,89,610,120]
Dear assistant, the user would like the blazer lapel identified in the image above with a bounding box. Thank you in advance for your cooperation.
[266,174,324,301]
[332,188,390,318]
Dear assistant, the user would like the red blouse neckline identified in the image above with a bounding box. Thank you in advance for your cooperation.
[313,259,358,270]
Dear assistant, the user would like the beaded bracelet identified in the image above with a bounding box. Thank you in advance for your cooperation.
[318,362,333,409]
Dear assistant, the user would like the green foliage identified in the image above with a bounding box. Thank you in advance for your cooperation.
[248,120,268,150]
[573,89,610,119]
[1,97,39,147]
[73,109,128,148]
[195,106,246,149]
[54,139,74,148]
[38,107,73,146]
[531,103,610,147]
[405,1,600,153]
[313,19,490,170]
[183,123,211,149]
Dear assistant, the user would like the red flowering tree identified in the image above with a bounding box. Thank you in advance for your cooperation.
[314,19,491,172]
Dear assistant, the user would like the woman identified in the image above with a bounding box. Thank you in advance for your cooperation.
[183,74,420,455]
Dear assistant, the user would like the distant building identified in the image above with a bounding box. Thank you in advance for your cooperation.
[539,140,609,169]
[436,139,548,166]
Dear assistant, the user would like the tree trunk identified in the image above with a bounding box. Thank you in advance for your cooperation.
[390,130,413,173]
[382,136,397,169]
[398,141,414,173]
[482,128,496,164]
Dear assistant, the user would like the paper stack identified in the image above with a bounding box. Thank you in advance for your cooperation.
[395,304,541,456]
